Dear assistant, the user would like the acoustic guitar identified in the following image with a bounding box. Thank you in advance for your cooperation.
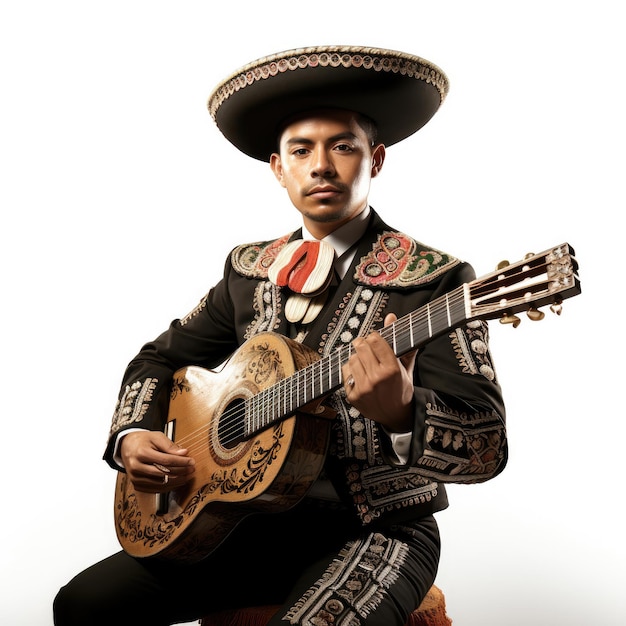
[114,243,580,563]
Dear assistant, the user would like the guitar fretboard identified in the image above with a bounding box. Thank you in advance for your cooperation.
[245,284,468,436]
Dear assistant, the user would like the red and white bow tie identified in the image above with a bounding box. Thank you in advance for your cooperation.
[268,239,336,323]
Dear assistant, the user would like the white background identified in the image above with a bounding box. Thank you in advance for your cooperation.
[1,2,624,625]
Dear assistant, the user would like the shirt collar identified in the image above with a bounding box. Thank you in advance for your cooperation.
[301,206,370,279]
[301,205,371,257]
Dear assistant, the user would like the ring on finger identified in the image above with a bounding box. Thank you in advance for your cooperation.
[346,375,355,388]
[163,473,169,485]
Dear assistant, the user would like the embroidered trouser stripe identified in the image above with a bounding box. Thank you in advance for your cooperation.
[283,532,408,626]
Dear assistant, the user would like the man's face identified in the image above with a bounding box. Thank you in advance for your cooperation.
[270,109,385,239]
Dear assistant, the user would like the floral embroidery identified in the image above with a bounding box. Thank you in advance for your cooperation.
[319,286,386,357]
[230,233,292,278]
[244,281,282,340]
[450,320,497,382]
[418,403,506,482]
[109,378,158,435]
[353,232,458,288]
[319,284,443,525]
[284,531,408,625]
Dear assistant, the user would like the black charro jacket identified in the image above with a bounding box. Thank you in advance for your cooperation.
[105,209,507,528]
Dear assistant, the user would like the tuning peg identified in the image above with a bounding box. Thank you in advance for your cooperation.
[527,307,545,321]
[500,313,521,328]
[496,260,510,271]
[550,300,563,316]
[524,252,535,259]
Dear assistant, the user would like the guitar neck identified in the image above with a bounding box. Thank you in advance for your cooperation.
[245,241,581,437]
[245,285,468,436]
[379,285,468,358]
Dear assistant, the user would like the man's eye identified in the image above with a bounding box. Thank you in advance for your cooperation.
[335,144,353,152]
[292,148,309,156]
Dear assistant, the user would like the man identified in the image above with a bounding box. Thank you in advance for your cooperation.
[54,46,507,626]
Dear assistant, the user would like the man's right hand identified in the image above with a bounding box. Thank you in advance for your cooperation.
[120,430,196,493]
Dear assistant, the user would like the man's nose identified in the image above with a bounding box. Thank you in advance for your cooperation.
[310,147,335,177]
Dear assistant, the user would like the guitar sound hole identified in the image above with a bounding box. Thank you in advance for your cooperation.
[218,398,246,449]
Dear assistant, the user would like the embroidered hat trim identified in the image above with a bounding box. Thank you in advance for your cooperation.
[207,45,449,161]
[209,46,449,120]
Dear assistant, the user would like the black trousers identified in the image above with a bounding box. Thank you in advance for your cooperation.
[54,500,440,626]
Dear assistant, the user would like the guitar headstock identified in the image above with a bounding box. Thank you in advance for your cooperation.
[468,243,581,327]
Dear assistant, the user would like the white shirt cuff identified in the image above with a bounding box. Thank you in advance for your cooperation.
[388,430,412,464]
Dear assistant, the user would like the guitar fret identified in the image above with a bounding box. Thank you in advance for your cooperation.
[290,372,297,415]
[328,349,348,389]
[311,362,322,398]
[249,394,255,434]
[267,387,272,426]
[261,392,266,429]
[250,393,257,434]
[249,287,473,436]
[302,367,308,405]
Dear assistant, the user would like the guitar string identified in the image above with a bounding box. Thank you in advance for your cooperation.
[170,287,470,451]
[183,296,474,451]
[170,259,552,449]
[170,310,436,451]
[173,288,470,450]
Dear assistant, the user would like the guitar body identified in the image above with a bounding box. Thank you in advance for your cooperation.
[113,243,580,563]
[114,333,331,563]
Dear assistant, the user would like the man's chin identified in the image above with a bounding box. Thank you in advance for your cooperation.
[303,205,350,224]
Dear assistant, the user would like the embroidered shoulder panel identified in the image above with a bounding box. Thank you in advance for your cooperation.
[354,231,459,288]
[230,233,293,279]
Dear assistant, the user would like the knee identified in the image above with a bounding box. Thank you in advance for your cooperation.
[53,573,164,626]
[53,582,79,626]
[53,579,107,626]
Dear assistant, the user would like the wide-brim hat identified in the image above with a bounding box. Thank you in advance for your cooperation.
[207,45,449,162]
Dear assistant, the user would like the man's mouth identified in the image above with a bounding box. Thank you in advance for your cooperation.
[306,185,343,198]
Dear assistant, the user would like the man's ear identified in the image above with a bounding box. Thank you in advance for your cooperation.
[370,144,386,178]
[270,153,286,187]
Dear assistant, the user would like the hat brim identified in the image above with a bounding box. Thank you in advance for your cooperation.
[208,46,449,162]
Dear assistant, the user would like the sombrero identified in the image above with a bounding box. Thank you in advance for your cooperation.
[207,45,449,162]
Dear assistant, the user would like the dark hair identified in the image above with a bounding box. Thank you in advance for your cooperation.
[355,113,378,146]
[275,109,380,152]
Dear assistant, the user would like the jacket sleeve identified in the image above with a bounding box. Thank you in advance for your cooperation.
[103,257,241,468]
[379,262,508,484]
